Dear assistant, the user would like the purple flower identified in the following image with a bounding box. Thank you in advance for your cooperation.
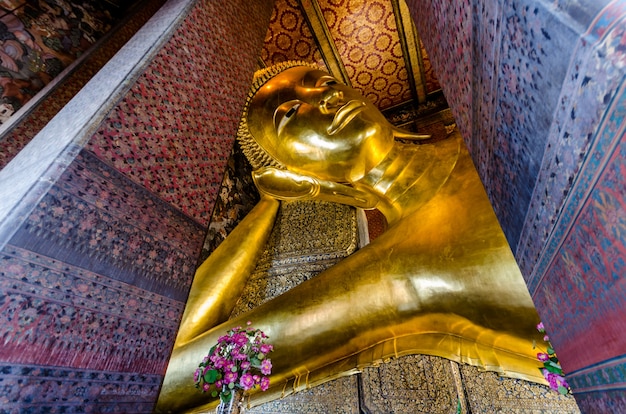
[240,361,251,370]
[193,368,201,383]
[240,373,255,390]
[544,372,567,391]
[261,359,272,375]
[202,383,210,392]
[536,322,545,332]
[234,351,248,361]
[260,344,273,354]
[543,334,550,342]
[233,333,249,346]
[537,352,550,362]
[224,371,238,385]
[260,376,270,391]
[213,356,226,369]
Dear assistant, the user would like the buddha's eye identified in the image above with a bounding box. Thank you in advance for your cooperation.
[316,76,340,87]
[274,101,302,135]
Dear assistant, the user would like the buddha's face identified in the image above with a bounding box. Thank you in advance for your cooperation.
[247,66,394,182]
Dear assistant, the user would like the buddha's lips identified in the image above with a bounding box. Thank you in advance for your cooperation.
[327,100,365,135]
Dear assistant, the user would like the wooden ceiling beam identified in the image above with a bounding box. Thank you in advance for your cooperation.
[299,0,352,86]
[392,0,426,104]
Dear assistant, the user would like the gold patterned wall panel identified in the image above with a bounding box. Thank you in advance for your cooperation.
[261,0,325,68]
[317,0,412,109]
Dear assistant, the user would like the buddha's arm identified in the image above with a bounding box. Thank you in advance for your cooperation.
[174,197,279,347]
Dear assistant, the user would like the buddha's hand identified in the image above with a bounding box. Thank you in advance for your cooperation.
[253,167,378,209]
[253,167,321,200]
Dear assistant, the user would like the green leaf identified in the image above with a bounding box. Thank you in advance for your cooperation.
[547,347,555,355]
[250,357,261,366]
[558,386,569,395]
[208,345,217,356]
[231,366,238,373]
[228,382,235,390]
[211,390,218,398]
[543,364,562,374]
[204,369,219,383]
[221,390,232,403]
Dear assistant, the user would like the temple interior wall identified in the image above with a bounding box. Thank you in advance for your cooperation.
[0,0,623,411]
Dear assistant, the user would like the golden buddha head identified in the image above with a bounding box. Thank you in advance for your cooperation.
[237,61,394,183]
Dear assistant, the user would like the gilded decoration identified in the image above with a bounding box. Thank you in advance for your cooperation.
[230,200,358,318]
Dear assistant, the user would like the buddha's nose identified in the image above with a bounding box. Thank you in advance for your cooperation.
[318,89,343,114]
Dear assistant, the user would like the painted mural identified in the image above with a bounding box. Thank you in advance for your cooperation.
[0,0,126,124]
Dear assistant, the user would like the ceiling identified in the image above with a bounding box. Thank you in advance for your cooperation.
[257,0,448,129]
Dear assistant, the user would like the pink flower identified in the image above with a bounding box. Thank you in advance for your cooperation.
[537,352,550,362]
[543,334,550,342]
[233,333,249,346]
[202,383,210,392]
[240,361,251,370]
[193,368,201,383]
[261,359,272,375]
[240,373,255,390]
[234,351,248,361]
[213,357,226,369]
[544,372,567,391]
[260,376,270,391]
[224,371,238,385]
[260,344,273,354]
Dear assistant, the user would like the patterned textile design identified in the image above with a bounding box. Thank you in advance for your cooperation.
[0,0,166,170]
[0,0,274,411]
[318,0,411,109]
[485,0,583,248]
[200,141,259,264]
[531,82,625,390]
[9,150,205,300]
[261,0,325,69]
[86,0,273,227]
[0,363,162,413]
[518,1,626,288]
[0,149,200,410]
[229,200,359,319]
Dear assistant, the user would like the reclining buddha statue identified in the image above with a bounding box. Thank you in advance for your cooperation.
[156,61,545,412]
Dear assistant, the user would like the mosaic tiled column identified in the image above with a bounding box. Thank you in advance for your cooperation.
[0,0,274,411]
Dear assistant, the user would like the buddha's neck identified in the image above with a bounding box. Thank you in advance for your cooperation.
[355,137,461,226]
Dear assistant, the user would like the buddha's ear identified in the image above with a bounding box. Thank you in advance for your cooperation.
[252,167,378,209]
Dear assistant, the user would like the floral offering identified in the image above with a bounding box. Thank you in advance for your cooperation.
[194,321,274,403]
[536,322,571,395]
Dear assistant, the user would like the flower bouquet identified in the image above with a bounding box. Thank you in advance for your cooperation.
[535,322,570,395]
[194,321,274,406]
